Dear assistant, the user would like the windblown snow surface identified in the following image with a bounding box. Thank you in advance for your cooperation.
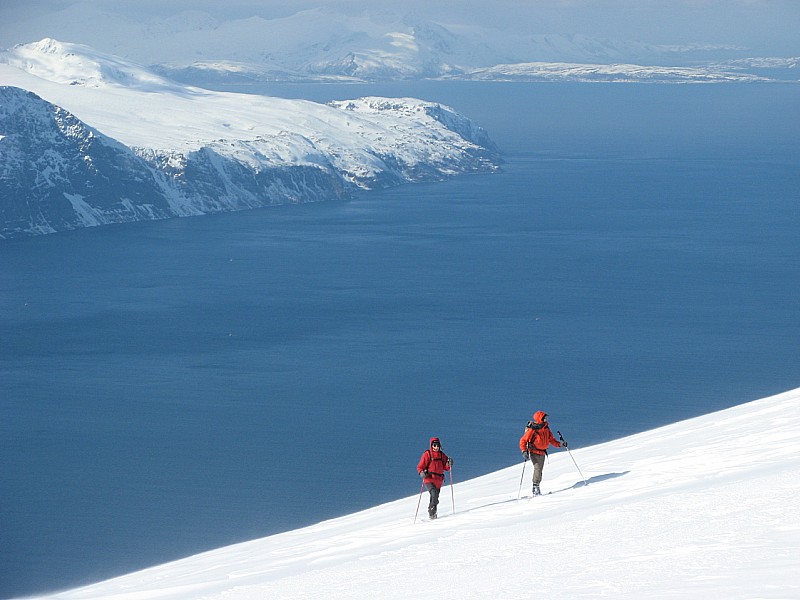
[23,387,800,599]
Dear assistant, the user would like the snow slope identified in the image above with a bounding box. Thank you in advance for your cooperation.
[23,387,800,599]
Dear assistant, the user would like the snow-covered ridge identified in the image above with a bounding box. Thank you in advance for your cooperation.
[454,61,776,84]
[0,40,501,239]
[719,56,799,69]
[23,386,800,599]
[156,57,800,86]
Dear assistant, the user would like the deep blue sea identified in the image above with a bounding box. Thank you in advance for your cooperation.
[2,82,799,598]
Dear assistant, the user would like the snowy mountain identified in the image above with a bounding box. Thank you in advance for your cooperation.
[0,40,500,239]
[22,386,800,599]
[124,20,800,85]
[1,2,798,85]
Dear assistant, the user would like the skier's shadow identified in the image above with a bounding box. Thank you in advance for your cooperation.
[557,471,629,492]
[452,471,630,516]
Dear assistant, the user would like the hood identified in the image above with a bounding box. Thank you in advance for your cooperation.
[429,437,441,448]
[532,411,548,424]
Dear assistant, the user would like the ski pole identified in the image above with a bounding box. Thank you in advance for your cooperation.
[413,480,425,524]
[517,456,527,500]
[557,430,587,486]
[449,467,455,515]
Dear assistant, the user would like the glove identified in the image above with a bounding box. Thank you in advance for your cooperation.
[522,451,530,461]
[561,440,568,448]
[420,470,429,478]
[447,457,453,466]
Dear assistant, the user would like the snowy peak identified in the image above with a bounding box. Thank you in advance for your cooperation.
[0,38,182,91]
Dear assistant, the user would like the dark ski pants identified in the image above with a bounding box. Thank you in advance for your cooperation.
[424,482,441,514]
[530,453,546,486]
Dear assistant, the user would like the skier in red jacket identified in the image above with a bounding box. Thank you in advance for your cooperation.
[519,411,566,496]
[417,437,452,520]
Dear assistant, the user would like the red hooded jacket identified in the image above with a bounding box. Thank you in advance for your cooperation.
[519,411,561,455]
[417,437,451,489]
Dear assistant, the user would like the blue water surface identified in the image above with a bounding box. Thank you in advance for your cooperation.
[1,82,799,598]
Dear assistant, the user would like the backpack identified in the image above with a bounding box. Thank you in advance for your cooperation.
[423,449,448,477]
[525,420,551,451]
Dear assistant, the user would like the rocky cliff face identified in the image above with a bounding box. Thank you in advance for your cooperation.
[0,86,174,236]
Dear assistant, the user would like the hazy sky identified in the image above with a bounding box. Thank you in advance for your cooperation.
[1,0,798,57]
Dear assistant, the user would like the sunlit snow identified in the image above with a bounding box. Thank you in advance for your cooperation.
[25,387,800,600]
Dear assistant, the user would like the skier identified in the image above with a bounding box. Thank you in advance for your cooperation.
[519,411,566,496]
[417,437,452,520]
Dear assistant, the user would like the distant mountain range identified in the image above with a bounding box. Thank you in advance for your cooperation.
[0,40,501,239]
[147,19,798,85]
[1,5,797,85]
[450,61,780,84]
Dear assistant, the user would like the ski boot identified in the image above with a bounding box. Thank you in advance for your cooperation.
[532,484,541,497]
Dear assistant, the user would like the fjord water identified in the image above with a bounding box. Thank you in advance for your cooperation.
[2,83,799,598]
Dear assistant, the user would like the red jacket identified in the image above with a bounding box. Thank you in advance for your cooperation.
[519,411,561,455]
[417,437,450,489]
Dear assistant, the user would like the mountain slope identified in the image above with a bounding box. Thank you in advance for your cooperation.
[0,86,175,236]
[0,40,500,239]
[25,386,800,599]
